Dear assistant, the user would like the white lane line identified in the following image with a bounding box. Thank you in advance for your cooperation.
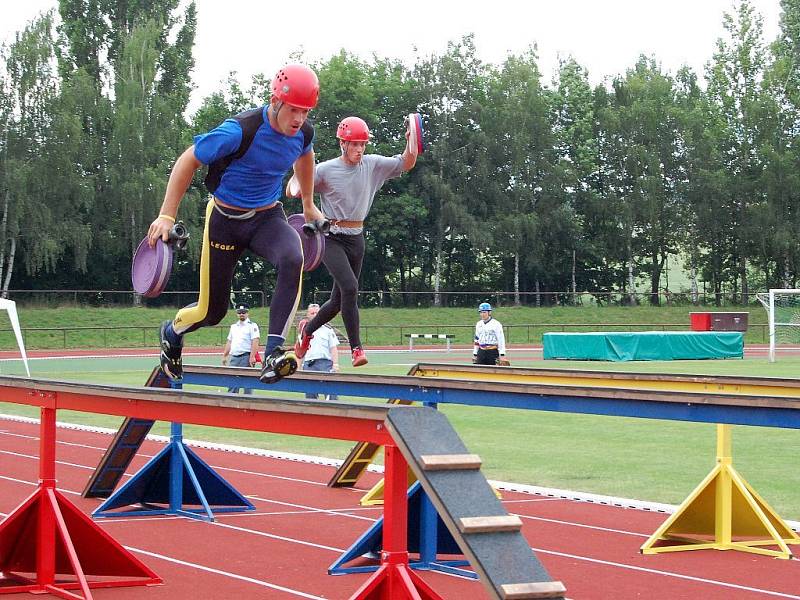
[212,464,358,491]
[0,352,217,362]
[513,512,650,538]
[125,546,328,600]
[0,415,381,477]
[3,468,798,596]
[99,506,381,525]
[3,415,799,596]
[0,449,97,471]
[0,429,366,492]
[0,473,79,496]
[0,455,377,525]
[206,520,344,553]
[502,498,564,504]
[1,431,110,452]
[532,546,800,599]
[247,495,379,522]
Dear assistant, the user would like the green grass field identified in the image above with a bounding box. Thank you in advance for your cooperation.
[0,345,798,521]
[0,304,773,349]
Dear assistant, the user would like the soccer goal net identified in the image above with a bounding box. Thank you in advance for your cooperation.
[756,289,800,362]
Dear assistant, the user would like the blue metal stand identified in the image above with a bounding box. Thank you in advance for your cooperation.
[329,482,475,578]
[92,422,255,521]
[92,375,255,521]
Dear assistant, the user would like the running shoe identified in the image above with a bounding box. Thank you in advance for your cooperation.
[294,319,313,359]
[259,347,299,384]
[351,347,368,367]
[159,320,183,379]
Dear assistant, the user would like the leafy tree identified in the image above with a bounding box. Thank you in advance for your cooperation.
[413,35,492,305]
[705,0,769,303]
[483,49,566,305]
[0,14,92,293]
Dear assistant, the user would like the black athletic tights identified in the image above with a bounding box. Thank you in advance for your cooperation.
[305,232,364,348]
[173,199,303,341]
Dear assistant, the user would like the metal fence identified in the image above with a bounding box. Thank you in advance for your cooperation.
[2,289,268,308]
[3,288,769,309]
[360,322,770,345]
[0,322,770,350]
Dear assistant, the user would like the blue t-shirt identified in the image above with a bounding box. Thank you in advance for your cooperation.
[193,105,313,209]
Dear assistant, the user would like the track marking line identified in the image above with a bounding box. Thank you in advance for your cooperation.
[532,546,800,599]
[0,430,112,452]
[513,512,650,537]
[227,505,381,518]
[213,464,357,490]
[126,546,328,600]
[0,432,360,493]
[102,507,381,525]
[246,495,379,522]
[502,498,564,504]
[206,520,345,553]
[2,418,798,534]
[5,463,787,587]
[0,473,79,496]
[0,449,99,471]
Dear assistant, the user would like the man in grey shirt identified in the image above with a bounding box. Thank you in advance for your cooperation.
[293,116,418,366]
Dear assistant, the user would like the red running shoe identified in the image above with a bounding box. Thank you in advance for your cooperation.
[294,319,313,359]
[351,347,368,367]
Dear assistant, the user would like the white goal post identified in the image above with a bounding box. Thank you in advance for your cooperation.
[756,289,800,363]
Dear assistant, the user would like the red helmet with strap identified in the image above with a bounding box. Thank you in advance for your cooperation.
[271,64,320,109]
[337,116,370,142]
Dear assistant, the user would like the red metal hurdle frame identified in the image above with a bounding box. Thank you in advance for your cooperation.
[0,379,442,600]
[0,401,160,599]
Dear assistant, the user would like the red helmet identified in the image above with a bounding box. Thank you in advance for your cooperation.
[337,116,370,142]
[271,64,320,109]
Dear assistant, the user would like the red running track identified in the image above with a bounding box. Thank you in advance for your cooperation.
[0,417,798,599]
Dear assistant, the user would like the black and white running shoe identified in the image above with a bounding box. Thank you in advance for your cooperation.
[159,320,183,380]
[259,347,298,384]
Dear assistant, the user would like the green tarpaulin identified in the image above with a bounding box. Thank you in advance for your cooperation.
[542,331,744,361]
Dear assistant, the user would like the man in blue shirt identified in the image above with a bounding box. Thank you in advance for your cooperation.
[148,63,323,384]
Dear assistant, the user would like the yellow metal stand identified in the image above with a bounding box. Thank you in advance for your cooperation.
[361,468,502,506]
[360,467,418,506]
[641,424,799,559]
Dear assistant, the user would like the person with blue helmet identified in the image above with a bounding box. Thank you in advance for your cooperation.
[473,302,509,365]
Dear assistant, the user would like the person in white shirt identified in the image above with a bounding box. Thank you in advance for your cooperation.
[222,304,260,393]
[300,303,339,400]
[473,302,508,365]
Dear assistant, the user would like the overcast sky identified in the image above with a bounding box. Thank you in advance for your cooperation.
[0,0,783,113]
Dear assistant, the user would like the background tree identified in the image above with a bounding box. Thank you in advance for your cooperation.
[0,14,91,294]
[705,0,768,303]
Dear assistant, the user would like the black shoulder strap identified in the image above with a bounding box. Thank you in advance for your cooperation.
[300,120,314,151]
[204,107,265,195]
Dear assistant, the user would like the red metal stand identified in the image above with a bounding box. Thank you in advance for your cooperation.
[0,406,161,599]
[349,444,443,600]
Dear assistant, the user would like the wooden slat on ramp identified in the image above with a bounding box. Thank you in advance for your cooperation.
[386,406,566,600]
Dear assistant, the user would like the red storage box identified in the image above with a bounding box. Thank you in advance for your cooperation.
[690,312,712,331]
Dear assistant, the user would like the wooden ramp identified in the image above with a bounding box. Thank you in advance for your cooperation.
[386,406,566,600]
[81,367,165,498]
